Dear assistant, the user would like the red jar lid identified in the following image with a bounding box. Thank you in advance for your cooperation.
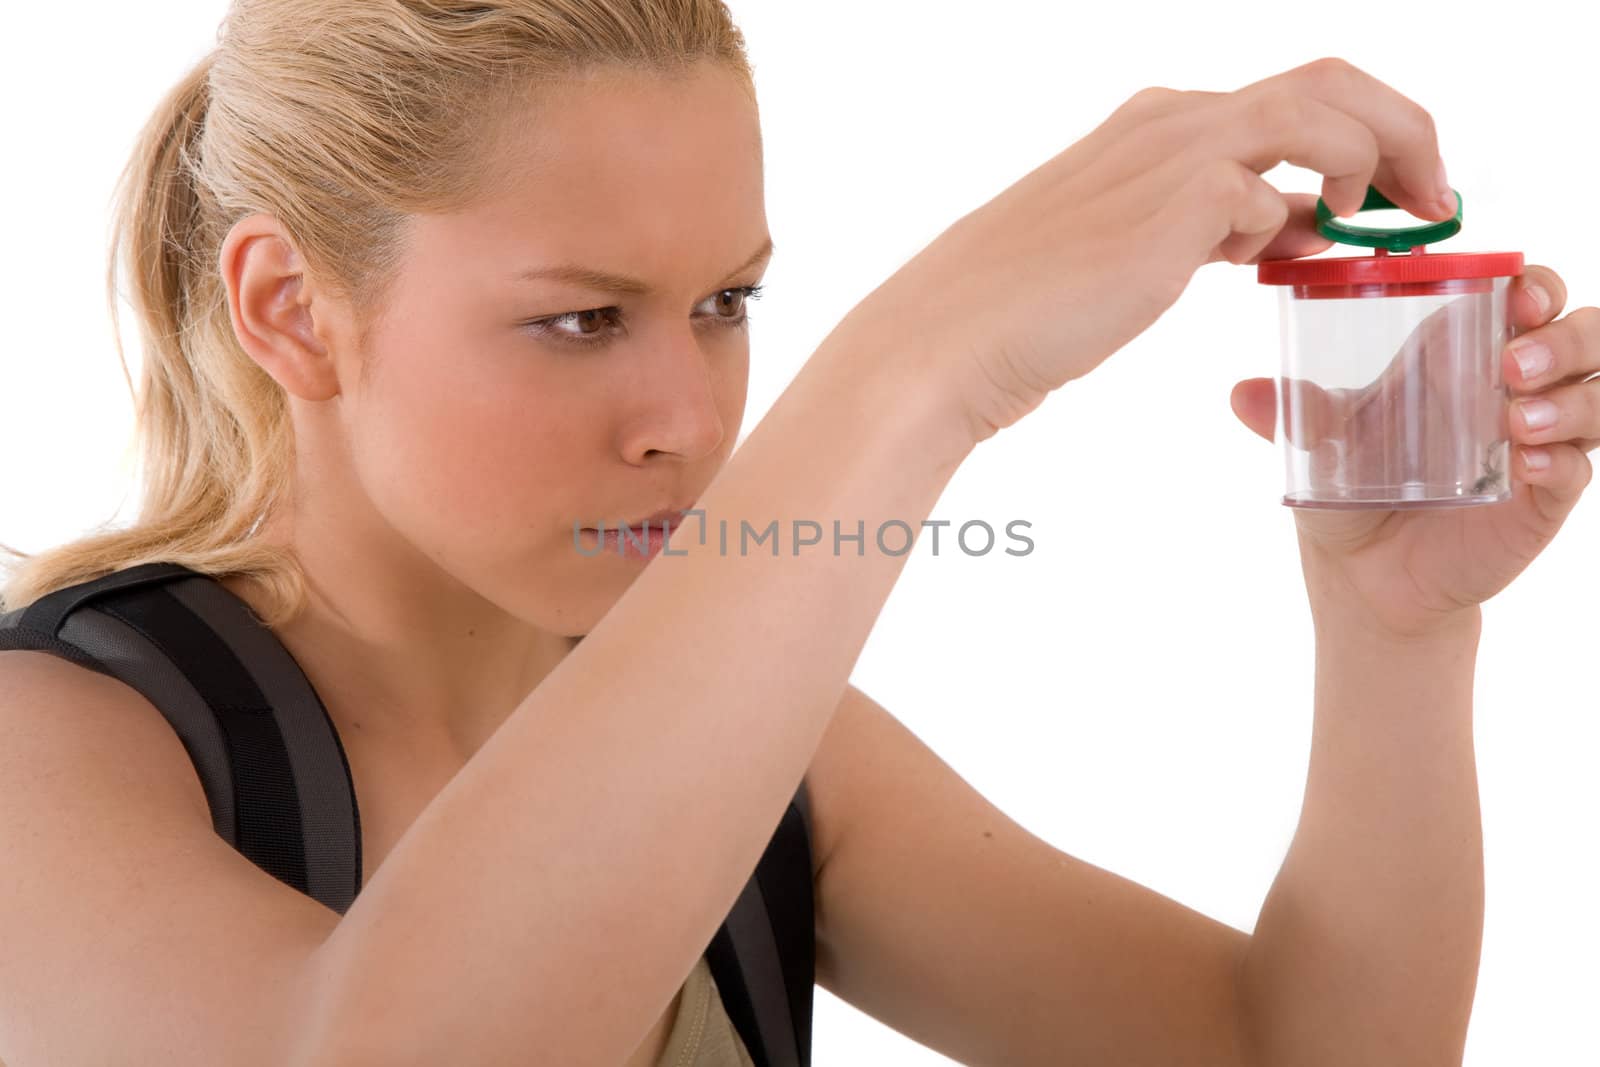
[1258,248,1523,288]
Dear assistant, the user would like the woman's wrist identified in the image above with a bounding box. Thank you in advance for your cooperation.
[1301,551,1484,649]
[802,300,981,479]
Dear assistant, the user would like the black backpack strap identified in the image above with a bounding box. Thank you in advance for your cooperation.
[0,562,362,915]
[705,776,815,1067]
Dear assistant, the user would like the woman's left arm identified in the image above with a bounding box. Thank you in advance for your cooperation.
[807,267,1591,1066]
[1234,261,1594,1063]
[1236,580,1483,1066]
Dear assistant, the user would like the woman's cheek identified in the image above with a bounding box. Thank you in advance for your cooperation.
[352,355,560,531]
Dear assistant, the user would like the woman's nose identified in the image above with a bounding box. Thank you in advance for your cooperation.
[617,333,729,464]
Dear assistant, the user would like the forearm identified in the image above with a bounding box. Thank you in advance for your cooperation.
[293,306,974,1066]
[1237,589,1484,1066]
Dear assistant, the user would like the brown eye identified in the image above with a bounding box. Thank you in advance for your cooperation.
[571,309,609,336]
[697,284,763,327]
[525,306,624,347]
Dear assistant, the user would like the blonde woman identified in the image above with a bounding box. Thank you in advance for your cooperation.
[1,2,1593,1065]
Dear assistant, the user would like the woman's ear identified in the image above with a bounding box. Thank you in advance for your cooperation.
[219,213,349,402]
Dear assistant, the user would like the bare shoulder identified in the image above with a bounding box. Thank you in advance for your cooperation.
[0,649,340,1066]
[0,648,213,822]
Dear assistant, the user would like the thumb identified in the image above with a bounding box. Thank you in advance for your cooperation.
[1229,377,1277,443]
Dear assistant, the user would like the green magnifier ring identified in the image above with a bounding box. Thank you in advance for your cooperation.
[1315,184,1463,252]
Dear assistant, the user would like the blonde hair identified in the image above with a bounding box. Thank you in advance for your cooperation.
[0,0,756,628]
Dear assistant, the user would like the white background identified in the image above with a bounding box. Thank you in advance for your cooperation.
[3,2,1596,1063]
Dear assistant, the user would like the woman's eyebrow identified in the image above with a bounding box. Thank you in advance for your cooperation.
[509,237,775,296]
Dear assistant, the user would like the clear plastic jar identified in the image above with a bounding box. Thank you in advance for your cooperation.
[1257,186,1523,509]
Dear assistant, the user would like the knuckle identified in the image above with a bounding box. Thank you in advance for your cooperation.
[1556,305,1599,361]
[1249,90,1304,139]
[1120,85,1185,119]
[1568,445,1595,488]
[1418,107,1439,140]
[1297,56,1361,97]
[1132,85,1182,106]
[1570,304,1600,336]
[1579,370,1600,420]
[1299,56,1350,89]
[1200,158,1252,202]
[1415,106,1441,151]
[1304,55,1356,80]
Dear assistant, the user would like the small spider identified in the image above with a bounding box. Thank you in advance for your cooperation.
[1471,445,1505,494]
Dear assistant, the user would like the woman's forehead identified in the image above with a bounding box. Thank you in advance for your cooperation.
[408,68,767,292]
[473,64,763,215]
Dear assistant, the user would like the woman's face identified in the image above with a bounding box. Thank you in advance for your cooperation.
[344,63,769,633]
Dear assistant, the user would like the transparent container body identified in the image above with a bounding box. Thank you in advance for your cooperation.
[1276,275,1518,509]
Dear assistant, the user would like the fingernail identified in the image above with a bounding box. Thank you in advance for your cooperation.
[1523,446,1551,472]
[1525,284,1551,319]
[1518,398,1558,431]
[1509,338,1553,381]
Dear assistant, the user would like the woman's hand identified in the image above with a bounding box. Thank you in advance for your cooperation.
[1230,266,1596,639]
[862,56,1458,445]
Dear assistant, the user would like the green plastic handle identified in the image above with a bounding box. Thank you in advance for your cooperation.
[1315,184,1463,252]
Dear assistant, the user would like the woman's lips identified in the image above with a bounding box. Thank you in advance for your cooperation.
[579,510,689,560]
[629,507,690,528]
[582,507,690,531]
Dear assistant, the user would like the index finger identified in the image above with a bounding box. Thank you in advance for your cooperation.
[1235,57,1452,223]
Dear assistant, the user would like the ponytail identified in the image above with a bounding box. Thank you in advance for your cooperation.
[1,50,305,625]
